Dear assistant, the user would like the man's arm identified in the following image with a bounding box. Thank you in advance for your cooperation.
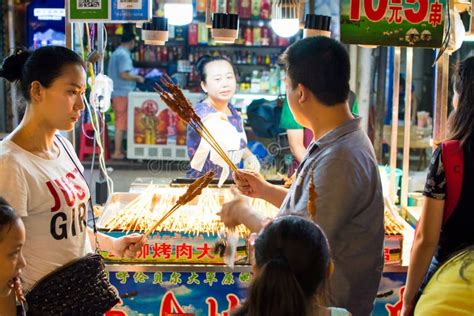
[120,71,144,83]
[219,191,269,233]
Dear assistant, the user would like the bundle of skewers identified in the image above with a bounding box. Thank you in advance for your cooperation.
[101,185,279,237]
[384,209,405,235]
[155,75,237,172]
[140,170,215,240]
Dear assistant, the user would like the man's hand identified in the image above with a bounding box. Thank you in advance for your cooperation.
[111,233,146,258]
[219,188,270,233]
[233,169,269,199]
[136,75,145,84]
[219,190,252,228]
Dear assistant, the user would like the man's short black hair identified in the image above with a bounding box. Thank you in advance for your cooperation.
[121,32,137,44]
[280,37,350,106]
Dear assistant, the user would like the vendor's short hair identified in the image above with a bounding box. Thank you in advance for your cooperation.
[280,37,350,106]
[121,32,137,44]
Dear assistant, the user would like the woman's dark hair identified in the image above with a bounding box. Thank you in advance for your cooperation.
[0,197,19,241]
[233,216,331,316]
[195,54,236,83]
[0,46,85,102]
[448,56,474,150]
[279,36,350,106]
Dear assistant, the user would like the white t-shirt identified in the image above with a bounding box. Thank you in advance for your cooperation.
[0,136,93,291]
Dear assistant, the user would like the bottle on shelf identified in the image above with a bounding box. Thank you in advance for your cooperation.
[279,69,286,94]
[250,70,261,93]
[260,71,270,93]
[251,0,260,19]
[253,26,261,46]
[198,22,209,44]
[260,0,271,19]
[260,26,269,46]
[269,67,279,94]
[217,0,226,13]
[244,27,253,46]
[197,0,206,12]
[239,0,252,19]
[188,23,198,46]
[228,0,238,14]
[211,0,217,13]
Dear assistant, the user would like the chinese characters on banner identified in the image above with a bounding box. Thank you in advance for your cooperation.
[106,242,216,261]
[101,230,248,264]
[105,271,251,316]
[340,0,446,48]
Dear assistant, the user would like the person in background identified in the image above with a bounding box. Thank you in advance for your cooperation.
[186,55,260,179]
[280,91,359,175]
[402,56,474,316]
[0,197,26,316]
[0,46,145,312]
[108,32,144,160]
[414,246,473,315]
[220,37,384,316]
[232,216,350,316]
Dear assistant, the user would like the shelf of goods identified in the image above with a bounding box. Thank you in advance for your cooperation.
[126,91,201,160]
[98,178,414,315]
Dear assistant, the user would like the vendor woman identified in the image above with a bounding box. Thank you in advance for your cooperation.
[186,55,260,181]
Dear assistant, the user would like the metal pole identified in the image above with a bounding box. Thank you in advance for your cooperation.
[65,0,76,146]
[401,47,413,212]
[7,0,18,128]
[65,0,73,49]
[433,51,449,147]
[389,47,401,203]
[98,23,105,74]
[374,46,388,162]
[349,45,358,93]
[357,47,373,133]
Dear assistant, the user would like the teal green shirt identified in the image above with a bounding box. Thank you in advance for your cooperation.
[280,95,359,130]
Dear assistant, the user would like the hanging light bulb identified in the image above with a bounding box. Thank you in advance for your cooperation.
[164,0,193,26]
[271,0,300,38]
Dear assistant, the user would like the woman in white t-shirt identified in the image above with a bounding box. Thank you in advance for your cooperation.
[0,46,145,313]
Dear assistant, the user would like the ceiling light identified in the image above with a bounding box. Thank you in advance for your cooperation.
[303,14,331,38]
[211,13,239,43]
[271,0,300,38]
[142,17,169,45]
[164,0,193,26]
